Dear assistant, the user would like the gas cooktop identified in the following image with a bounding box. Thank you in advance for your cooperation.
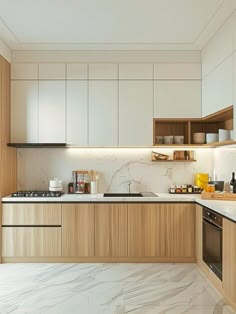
[11,191,63,197]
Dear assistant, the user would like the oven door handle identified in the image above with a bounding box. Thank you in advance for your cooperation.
[203,217,222,230]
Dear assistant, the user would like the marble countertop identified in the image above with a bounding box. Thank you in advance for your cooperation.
[1,193,198,203]
[2,193,236,222]
[196,199,236,222]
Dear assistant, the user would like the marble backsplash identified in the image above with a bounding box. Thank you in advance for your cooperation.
[213,148,236,184]
[17,148,213,193]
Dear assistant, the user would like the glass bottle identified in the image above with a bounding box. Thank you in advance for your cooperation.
[230,172,236,193]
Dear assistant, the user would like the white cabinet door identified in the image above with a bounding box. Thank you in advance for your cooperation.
[89,81,118,146]
[202,55,233,117]
[11,81,38,143]
[39,81,66,143]
[39,64,66,79]
[67,81,88,145]
[119,64,153,79]
[89,64,118,79]
[154,63,201,79]
[154,80,201,118]
[119,81,153,146]
[67,64,88,79]
[11,64,38,79]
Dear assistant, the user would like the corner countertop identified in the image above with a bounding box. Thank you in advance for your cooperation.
[2,193,236,223]
[196,199,236,223]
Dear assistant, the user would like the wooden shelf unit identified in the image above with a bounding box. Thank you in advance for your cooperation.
[153,106,233,147]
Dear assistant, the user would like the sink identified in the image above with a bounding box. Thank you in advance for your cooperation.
[103,192,158,197]
[104,193,143,197]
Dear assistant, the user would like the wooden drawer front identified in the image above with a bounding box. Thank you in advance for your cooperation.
[2,227,61,257]
[2,204,61,225]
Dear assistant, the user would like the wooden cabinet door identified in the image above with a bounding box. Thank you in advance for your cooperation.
[11,80,39,143]
[128,204,166,257]
[119,81,153,146]
[223,218,236,304]
[166,203,195,257]
[89,81,118,146]
[39,80,66,143]
[2,227,61,257]
[62,204,94,257]
[95,204,127,257]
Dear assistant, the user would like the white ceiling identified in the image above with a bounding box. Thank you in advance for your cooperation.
[0,0,236,51]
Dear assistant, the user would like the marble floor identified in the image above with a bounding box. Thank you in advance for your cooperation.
[0,263,235,314]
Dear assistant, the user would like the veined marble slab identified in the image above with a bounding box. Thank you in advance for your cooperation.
[0,263,235,314]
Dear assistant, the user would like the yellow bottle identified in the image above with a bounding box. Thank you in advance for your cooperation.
[195,173,209,190]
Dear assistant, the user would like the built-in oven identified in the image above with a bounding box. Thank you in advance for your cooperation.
[202,207,223,281]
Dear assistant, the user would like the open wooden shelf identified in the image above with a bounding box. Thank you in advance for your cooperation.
[152,159,197,162]
[153,106,234,147]
[153,140,236,148]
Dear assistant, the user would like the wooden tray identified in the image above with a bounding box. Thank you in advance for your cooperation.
[201,192,236,201]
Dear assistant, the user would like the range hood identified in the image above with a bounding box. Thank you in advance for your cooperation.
[7,143,66,148]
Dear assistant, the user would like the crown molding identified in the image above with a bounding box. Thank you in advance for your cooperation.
[193,0,236,49]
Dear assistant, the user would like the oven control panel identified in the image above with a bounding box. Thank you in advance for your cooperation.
[203,207,223,228]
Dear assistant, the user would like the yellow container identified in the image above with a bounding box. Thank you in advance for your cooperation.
[195,173,209,190]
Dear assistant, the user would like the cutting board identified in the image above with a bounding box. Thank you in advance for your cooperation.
[201,192,236,201]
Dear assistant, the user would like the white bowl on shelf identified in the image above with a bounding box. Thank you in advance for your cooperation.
[156,136,164,144]
[164,136,174,144]
[206,133,219,143]
[218,129,231,142]
[173,136,184,144]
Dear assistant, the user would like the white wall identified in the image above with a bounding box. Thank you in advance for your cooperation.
[17,148,213,193]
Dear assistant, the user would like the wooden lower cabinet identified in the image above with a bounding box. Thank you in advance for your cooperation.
[128,203,166,257]
[128,203,195,258]
[95,204,128,257]
[166,203,195,257]
[195,204,203,264]
[223,218,236,305]
[62,204,94,257]
[2,227,61,257]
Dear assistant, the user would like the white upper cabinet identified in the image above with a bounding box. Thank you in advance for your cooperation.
[119,64,153,79]
[119,81,153,146]
[39,64,66,79]
[89,81,118,146]
[202,55,233,117]
[154,81,201,118]
[67,81,88,145]
[89,64,118,79]
[67,64,88,79]
[154,63,201,79]
[202,18,234,78]
[11,63,38,79]
[11,81,38,143]
[38,81,66,143]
